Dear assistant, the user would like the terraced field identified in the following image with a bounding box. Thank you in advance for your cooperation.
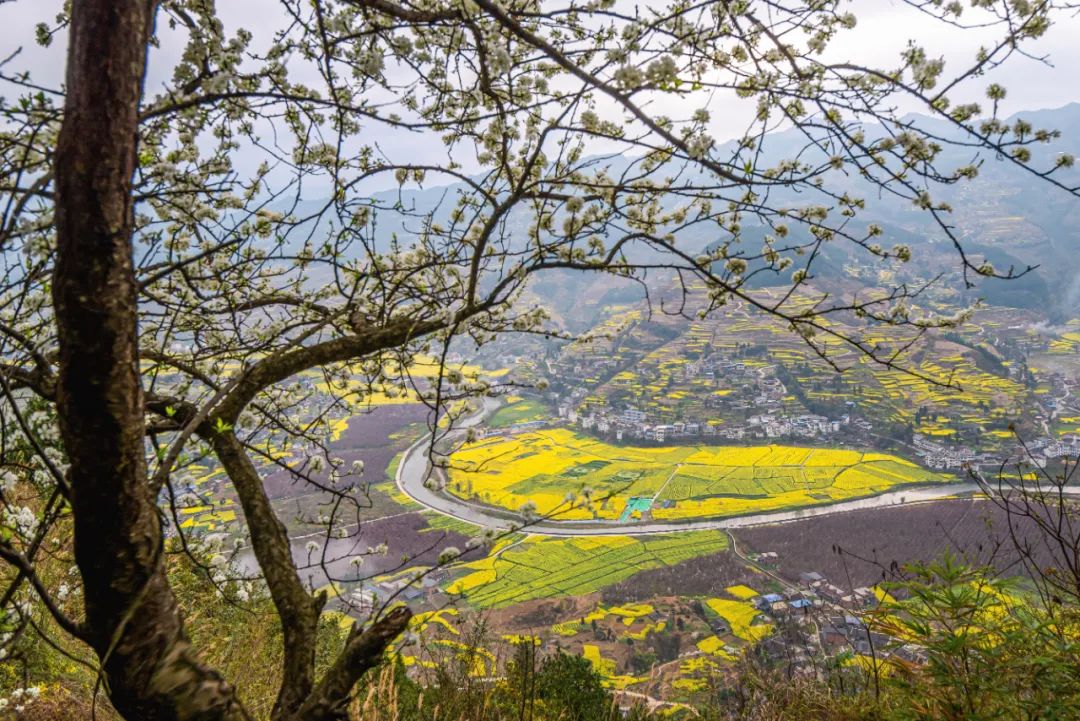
[446,531,728,608]
[446,429,945,522]
[562,289,1043,448]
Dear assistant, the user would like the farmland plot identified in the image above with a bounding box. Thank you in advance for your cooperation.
[446,531,728,608]
[448,429,946,522]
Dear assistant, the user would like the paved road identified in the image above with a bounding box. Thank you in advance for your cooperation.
[395,402,1075,537]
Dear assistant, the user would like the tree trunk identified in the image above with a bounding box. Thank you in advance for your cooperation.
[52,2,248,719]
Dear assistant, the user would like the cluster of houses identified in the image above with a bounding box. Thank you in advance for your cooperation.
[745,562,882,617]
[552,347,891,448]
[559,352,759,390]
[911,435,985,470]
[816,614,924,663]
[745,413,845,439]
[343,571,449,615]
[747,556,928,670]
[1024,434,1080,466]
[558,403,706,442]
[564,404,852,444]
[552,349,874,445]
[913,432,1080,471]
[733,375,786,410]
[683,355,754,382]
[576,412,710,442]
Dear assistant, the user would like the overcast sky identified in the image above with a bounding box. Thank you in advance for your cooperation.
[4,0,1079,185]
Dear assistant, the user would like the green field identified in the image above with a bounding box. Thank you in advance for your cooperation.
[446,531,728,608]
[488,397,549,428]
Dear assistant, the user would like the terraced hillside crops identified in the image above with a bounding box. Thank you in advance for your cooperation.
[555,285,1049,450]
[447,429,946,521]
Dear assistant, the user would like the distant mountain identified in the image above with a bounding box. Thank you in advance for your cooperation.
[281,103,1080,320]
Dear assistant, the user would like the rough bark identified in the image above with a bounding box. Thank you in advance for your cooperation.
[51,3,410,719]
[213,316,444,424]
[207,430,322,719]
[295,607,413,721]
[52,2,249,719]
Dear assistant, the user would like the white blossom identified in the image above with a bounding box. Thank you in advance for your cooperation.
[686,132,714,159]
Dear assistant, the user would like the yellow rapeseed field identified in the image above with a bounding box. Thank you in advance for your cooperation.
[447,429,944,521]
[706,597,773,643]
